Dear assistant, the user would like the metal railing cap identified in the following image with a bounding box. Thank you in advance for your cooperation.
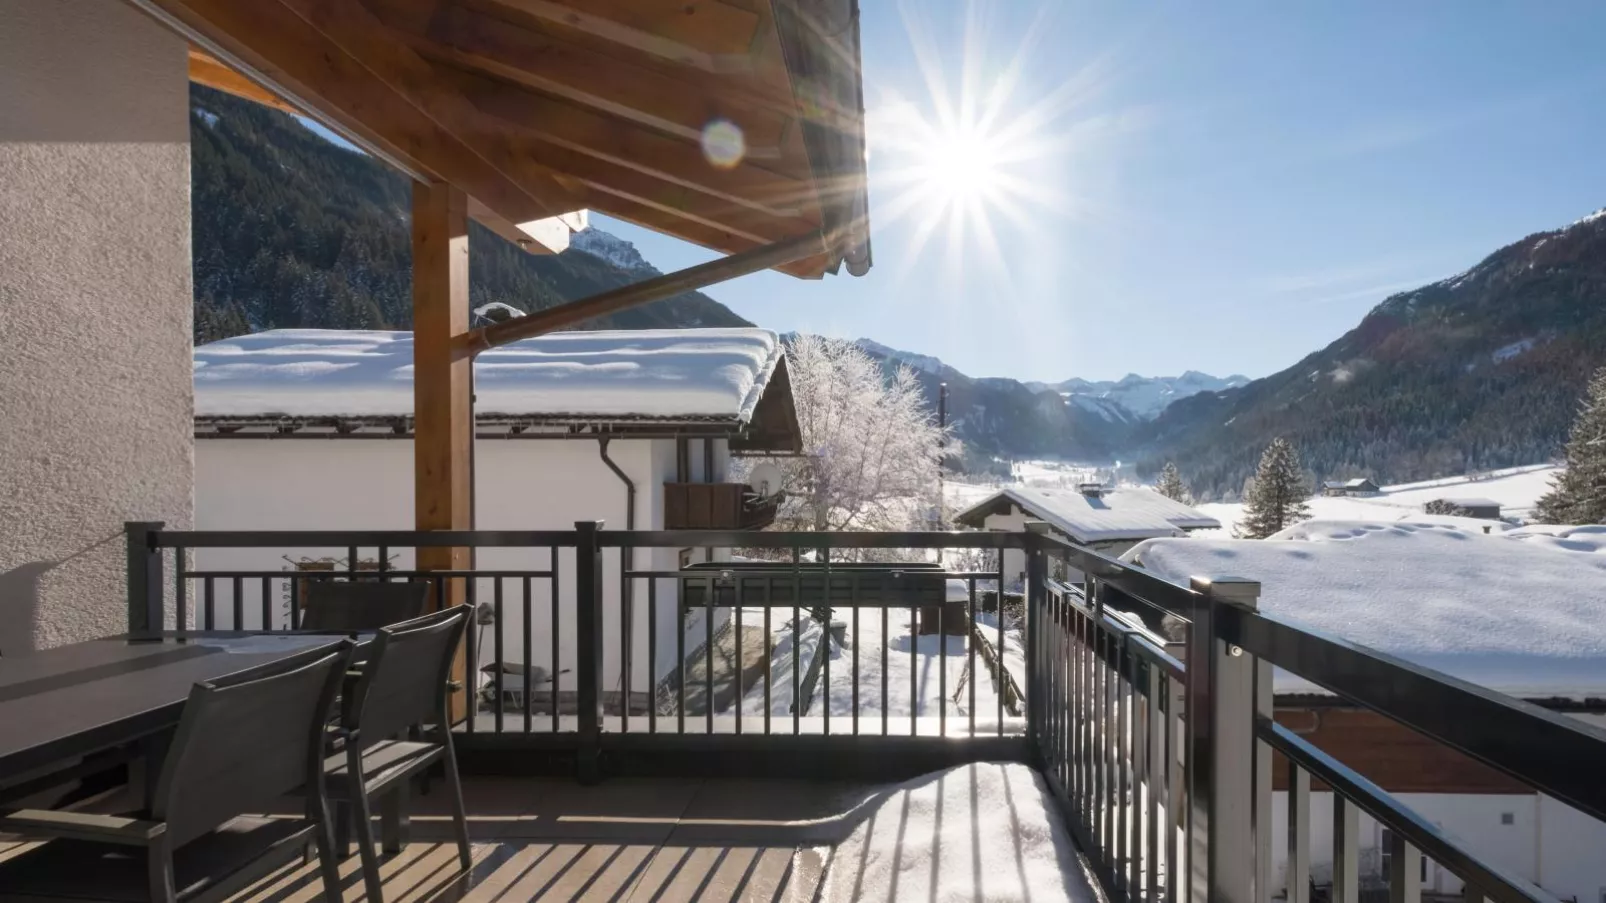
[1189,575,1260,609]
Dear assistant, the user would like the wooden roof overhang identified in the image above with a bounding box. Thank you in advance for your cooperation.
[139,0,871,287]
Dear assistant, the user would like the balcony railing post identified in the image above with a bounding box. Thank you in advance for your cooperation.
[574,520,604,784]
[1188,575,1263,903]
[125,521,165,637]
[1023,522,1051,745]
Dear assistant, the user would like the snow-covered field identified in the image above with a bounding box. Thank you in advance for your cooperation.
[1194,463,1561,534]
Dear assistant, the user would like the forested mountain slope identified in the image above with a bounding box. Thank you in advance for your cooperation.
[1138,209,1606,500]
[189,85,749,342]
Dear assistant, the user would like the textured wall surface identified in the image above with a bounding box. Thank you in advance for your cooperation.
[0,0,193,651]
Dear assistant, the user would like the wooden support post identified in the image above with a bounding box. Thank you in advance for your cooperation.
[413,180,473,719]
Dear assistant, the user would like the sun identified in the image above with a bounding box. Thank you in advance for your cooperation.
[915,128,1006,205]
[866,3,1096,279]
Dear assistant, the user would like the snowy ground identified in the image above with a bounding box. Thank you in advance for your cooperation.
[735,605,1005,726]
[1193,463,1562,534]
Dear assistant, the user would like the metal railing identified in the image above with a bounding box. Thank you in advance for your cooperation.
[125,520,1606,902]
[1027,529,1606,903]
[127,522,1032,781]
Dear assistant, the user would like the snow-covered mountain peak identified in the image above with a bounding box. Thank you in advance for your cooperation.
[567,227,658,275]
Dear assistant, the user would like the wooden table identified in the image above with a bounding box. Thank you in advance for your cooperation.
[0,632,353,791]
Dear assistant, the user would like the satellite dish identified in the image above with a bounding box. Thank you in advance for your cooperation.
[748,462,784,498]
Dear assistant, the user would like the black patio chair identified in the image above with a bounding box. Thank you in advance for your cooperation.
[327,605,473,903]
[301,580,430,632]
[0,640,353,902]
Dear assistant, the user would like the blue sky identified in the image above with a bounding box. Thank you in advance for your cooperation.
[591,2,1606,382]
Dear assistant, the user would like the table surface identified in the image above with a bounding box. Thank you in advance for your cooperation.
[0,632,355,781]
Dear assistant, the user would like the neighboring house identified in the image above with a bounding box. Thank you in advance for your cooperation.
[1429,496,1503,519]
[1322,477,1380,496]
[954,483,1220,588]
[191,327,801,702]
[1125,521,1606,902]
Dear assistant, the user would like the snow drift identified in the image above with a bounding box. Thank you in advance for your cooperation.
[816,763,1097,903]
[1126,520,1606,699]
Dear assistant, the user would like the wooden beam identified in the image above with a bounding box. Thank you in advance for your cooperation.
[413,180,473,549]
[144,0,574,230]
[479,0,760,71]
[274,0,580,214]
[183,35,575,256]
[187,47,303,116]
[277,0,814,249]
[449,0,863,132]
[464,229,827,352]
[454,68,821,219]
[412,181,474,716]
[424,4,794,160]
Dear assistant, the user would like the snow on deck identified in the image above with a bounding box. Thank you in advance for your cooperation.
[1126,520,1606,698]
[819,763,1099,903]
[193,328,783,421]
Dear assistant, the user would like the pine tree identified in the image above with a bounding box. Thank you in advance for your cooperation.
[1238,437,1312,538]
[1534,366,1606,524]
[1156,462,1191,504]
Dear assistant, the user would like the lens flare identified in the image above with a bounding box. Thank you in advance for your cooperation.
[701,119,746,169]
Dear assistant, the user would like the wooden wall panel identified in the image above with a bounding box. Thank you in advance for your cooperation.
[1272,707,1530,794]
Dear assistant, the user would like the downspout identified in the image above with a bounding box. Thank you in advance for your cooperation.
[598,438,636,708]
[598,438,636,532]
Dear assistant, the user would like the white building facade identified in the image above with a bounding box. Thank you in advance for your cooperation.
[191,327,800,705]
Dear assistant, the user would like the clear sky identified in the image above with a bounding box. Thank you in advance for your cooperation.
[591,2,1606,383]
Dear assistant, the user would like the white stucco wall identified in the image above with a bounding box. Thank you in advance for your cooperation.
[194,437,730,692]
[0,0,193,651]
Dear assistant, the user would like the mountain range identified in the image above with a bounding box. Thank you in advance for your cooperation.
[1133,206,1606,499]
[191,84,1605,500]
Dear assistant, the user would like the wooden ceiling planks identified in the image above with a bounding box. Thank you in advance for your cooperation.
[154,0,870,277]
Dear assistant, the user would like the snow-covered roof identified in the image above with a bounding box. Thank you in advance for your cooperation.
[957,486,1221,543]
[194,328,784,423]
[1125,519,1606,700]
[1434,496,1501,508]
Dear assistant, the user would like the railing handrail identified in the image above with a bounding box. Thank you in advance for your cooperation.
[1260,718,1558,903]
[1225,604,1606,824]
[150,527,1036,550]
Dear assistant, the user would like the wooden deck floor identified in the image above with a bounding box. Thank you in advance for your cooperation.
[228,777,884,902]
[0,777,886,902]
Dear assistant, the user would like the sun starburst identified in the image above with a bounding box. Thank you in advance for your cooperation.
[866,2,1130,283]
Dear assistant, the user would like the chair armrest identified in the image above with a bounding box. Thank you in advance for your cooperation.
[1,809,165,845]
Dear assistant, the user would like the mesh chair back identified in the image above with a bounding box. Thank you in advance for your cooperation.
[347,606,471,747]
[301,581,429,632]
[153,641,352,848]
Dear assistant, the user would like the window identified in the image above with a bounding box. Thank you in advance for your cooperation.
[678,548,694,569]
[1501,812,1515,826]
